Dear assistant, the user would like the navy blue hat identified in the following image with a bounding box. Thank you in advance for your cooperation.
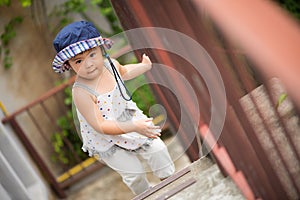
[52,21,112,73]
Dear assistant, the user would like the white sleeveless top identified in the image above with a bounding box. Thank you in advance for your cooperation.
[73,59,151,159]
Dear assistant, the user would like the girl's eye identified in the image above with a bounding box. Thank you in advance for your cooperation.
[90,52,96,57]
[75,60,82,64]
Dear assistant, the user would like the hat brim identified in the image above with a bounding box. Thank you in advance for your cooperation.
[52,36,112,73]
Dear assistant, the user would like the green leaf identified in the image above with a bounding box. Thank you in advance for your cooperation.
[276,93,288,108]
[67,110,73,119]
[62,130,68,137]
[12,16,23,24]
[64,97,72,106]
[100,7,112,15]
[4,55,12,69]
[19,0,31,7]
[54,143,60,153]
[91,0,103,5]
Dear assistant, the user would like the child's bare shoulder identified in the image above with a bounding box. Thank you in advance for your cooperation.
[73,86,97,105]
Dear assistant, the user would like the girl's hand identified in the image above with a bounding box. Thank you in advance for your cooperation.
[119,54,152,80]
[141,54,152,69]
[134,118,161,138]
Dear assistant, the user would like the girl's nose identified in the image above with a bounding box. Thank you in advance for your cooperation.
[84,56,93,68]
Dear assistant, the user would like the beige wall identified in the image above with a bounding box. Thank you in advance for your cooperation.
[0,2,60,113]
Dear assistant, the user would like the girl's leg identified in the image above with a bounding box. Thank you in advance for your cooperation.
[139,138,175,179]
[101,148,150,195]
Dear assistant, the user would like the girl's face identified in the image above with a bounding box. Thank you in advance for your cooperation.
[68,47,104,80]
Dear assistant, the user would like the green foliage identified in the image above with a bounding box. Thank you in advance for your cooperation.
[51,84,88,166]
[49,0,85,31]
[0,0,30,69]
[91,0,123,35]
[0,0,10,6]
[0,0,31,6]
[50,0,122,36]
[127,75,156,116]
[276,0,300,20]
[1,16,23,45]
[0,16,23,69]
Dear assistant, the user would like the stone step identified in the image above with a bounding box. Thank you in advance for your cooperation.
[134,157,245,200]
[168,164,222,200]
[190,177,245,200]
[169,163,245,200]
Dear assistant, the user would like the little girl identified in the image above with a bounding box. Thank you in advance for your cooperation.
[52,21,175,195]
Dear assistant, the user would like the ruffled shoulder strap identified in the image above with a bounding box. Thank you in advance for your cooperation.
[73,82,100,97]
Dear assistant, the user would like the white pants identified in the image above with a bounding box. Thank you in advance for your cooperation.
[101,138,175,195]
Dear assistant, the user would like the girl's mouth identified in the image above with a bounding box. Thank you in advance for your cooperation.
[88,68,97,74]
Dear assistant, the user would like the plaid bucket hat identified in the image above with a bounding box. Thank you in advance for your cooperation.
[52,21,113,73]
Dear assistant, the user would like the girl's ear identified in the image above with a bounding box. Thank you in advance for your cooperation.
[65,61,76,72]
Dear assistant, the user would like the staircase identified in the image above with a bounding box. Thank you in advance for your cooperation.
[0,117,48,200]
[133,157,245,200]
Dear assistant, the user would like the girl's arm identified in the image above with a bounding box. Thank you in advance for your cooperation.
[117,54,152,80]
[73,87,160,138]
